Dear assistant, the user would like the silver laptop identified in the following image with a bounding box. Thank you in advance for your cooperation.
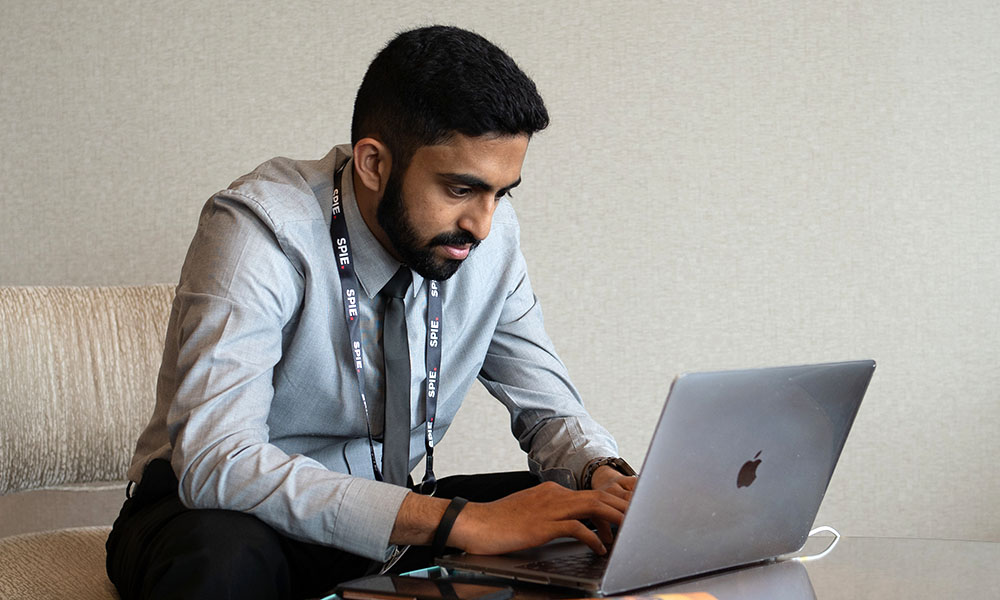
[438,360,875,595]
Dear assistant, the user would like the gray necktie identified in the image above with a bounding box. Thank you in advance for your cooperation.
[381,267,412,486]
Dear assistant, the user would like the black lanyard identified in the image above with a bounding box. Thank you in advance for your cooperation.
[330,163,443,494]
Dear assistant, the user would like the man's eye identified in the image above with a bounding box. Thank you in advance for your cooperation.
[449,187,472,198]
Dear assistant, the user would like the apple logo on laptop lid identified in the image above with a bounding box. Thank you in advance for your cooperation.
[737,450,763,488]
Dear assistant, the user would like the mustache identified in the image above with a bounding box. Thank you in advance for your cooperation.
[430,231,481,249]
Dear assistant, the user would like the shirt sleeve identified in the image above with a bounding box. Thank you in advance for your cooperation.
[476,243,619,489]
[162,189,409,561]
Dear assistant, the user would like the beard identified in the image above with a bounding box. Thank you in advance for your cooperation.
[376,170,480,281]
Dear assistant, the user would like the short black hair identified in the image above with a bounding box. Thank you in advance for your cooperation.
[351,25,549,172]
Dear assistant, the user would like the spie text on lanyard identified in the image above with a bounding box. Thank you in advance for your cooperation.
[330,162,443,495]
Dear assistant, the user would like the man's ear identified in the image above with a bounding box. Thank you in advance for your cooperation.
[352,138,392,195]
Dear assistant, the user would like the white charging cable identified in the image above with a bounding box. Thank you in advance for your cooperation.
[793,525,841,562]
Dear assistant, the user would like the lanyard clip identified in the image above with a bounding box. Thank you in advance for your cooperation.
[418,474,437,496]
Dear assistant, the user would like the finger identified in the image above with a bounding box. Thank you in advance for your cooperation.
[592,489,630,514]
[593,518,614,546]
[617,484,635,503]
[576,494,628,528]
[603,483,631,501]
[512,486,629,537]
[559,519,608,555]
[550,492,628,526]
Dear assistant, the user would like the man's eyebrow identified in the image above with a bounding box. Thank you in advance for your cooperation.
[441,173,522,194]
[500,177,523,195]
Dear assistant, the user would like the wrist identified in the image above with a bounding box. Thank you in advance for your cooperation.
[390,492,451,546]
[432,497,468,555]
[581,456,636,489]
[588,465,613,490]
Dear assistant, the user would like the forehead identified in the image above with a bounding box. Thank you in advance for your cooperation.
[405,133,530,186]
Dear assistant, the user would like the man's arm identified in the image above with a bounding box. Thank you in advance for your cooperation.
[476,214,621,487]
[157,183,410,561]
[390,481,629,555]
[449,208,639,550]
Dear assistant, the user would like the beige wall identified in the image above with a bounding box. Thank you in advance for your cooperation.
[2,1,997,541]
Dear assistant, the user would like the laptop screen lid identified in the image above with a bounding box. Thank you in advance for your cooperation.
[600,360,875,593]
[440,360,875,595]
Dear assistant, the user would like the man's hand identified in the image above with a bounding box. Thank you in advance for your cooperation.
[449,481,629,555]
[587,465,637,544]
[391,480,629,556]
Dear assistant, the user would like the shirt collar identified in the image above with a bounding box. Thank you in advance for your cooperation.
[334,145,424,299]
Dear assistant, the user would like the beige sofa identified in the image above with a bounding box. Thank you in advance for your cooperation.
[0,285,174,599]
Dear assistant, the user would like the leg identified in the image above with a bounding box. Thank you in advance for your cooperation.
[107,492,294,600]
[106,460,375,599]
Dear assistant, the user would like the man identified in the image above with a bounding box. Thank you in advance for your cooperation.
[107,25,636,599]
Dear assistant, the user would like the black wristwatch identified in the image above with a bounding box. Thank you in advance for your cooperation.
[581,456,636,489]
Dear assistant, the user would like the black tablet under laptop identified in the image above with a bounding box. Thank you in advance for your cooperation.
[438,360,876,595]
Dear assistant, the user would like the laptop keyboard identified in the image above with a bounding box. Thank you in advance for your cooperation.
[520,552,609,579]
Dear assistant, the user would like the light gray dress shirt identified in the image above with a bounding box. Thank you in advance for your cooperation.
[128,144,619,561]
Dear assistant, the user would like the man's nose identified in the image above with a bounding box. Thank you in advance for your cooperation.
[457,196,497,242]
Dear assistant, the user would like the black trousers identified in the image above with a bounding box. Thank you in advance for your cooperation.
[106,459,538,600]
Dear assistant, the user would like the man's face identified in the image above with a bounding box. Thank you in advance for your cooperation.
[376,133,529,280]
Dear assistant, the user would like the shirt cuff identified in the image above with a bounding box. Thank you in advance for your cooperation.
[529,447,614,490]
[332,477,412,560]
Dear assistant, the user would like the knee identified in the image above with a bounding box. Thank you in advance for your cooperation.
[144,509,290,599]
[179,509,281,553]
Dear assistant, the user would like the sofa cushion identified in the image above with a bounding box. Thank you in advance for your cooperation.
[0,526,118,599]
[0,483,126,539]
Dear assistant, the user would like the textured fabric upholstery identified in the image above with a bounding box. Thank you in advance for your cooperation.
[0,285,174,599]
[0,527,118,599]
[0,484,126,539]
[0,285,173,494]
